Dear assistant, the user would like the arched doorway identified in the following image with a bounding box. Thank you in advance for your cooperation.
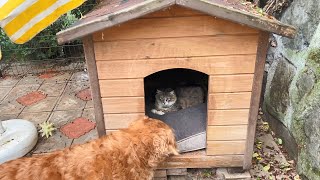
[144,68,209,153]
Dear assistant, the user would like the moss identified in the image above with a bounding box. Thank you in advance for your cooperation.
[306,48,320,77]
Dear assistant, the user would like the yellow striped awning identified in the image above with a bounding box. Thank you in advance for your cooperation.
[0,0,86,44]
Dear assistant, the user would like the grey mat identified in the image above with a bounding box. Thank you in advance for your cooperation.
[147,103,207,152]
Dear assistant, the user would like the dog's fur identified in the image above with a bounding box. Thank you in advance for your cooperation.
[0,117,178,180]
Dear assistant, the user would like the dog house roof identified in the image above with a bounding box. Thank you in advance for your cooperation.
[57,0,296,44]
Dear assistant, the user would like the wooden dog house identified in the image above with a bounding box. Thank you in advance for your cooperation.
[57,0,295,170]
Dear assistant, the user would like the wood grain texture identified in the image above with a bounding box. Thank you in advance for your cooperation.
[96,55,256,79]
[104,113,145,129]
[93,16,257,41]
[99,79,144,97]
[206,141,246,155]
[105,130,118,135]
[142,5,203,18]
[94,35,258,60]
[209,74,254,93]
[82,36,106,137]
[243,31,269,170]
[159,154,244,168]
[102,97,145,113]
[208,109,250,125]
[207,125,248,140]
[208,92,252,110]
[176,0,296,38]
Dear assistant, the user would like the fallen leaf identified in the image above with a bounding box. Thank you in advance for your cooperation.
[263,164,271,172]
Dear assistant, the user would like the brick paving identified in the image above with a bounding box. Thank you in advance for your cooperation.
[0,71,97,154]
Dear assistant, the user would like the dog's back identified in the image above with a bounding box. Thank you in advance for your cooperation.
[0,117,178,180]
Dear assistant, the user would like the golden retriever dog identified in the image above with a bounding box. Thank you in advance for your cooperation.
[0,116,178,180]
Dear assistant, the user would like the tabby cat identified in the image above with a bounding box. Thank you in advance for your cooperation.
[151,86,204,115]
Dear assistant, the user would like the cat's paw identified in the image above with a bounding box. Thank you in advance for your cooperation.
[151,109,165,115]
[151,109,157,114]
[157,111,165,115]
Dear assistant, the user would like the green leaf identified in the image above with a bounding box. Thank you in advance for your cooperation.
[277,138,283,145]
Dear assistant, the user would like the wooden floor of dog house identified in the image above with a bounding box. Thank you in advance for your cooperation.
[158,149,243,169]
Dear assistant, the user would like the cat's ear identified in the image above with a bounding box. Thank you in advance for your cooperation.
[156,89,162,94]
[169,90,175,95]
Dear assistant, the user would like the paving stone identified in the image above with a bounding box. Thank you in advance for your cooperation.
[18,112,51,128]
[82,108,95,122]
[22,96,58,112]
[48,110,83,127]
[0,87,12,102]
[38,82,67,97]
[0,76,20,87]
[0,114,18,121]
[16,91,47,106]
[72,127,98,145]
[5,84,40,101]
[32,131,72,154]
[17,75,44,85]
[85,100,94,108]
[38,71,59,79]
[42,72,72,83]
[76,88,92,101]
[55,94,86,111]
[0,100,24,114]
[64,81,90,95]
[70,71,89,82]
[60,117,96,139]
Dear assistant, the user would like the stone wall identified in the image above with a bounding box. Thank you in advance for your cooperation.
[263,0,320,179]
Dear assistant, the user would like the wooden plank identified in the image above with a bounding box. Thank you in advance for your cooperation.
[93,16,257,41]
[82,36,105,137]
[176,0,296,38]
[102,97,145,114]
[243,31,269,170]
[154,170,167,178]
[143,5,203,18]
[104,113,145,129]
[209,74,254,93]
[99,79,144,97]
[208,92,252,110]
[166,169,187,176]
[96,55,256,79]
[206,141,246,155]
[207,125,248,140]
[94,35,258,60]
[208,109,249,125]
[159,154,244,168]
[57,0,175,44]
[105,130,118,135]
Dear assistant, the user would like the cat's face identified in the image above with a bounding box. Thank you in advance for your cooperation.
[155,89,177,108]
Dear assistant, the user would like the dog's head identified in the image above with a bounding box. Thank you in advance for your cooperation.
[128,116,179,156]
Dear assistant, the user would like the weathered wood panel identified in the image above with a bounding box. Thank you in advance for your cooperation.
[159,154,244,168]
[208,92,252,110]
[94,35,258,60]
[96,55,256,79]
[104,113,145,129]
[207,125,248,140]
[209,74,254,93]
[82,36,106,137]
[206,141,246,155]
[102,97,145,113]
[100,79,144,97]
[143,5,203,18]
[208,109,249,125]
[244,31,270,170]
[93,16,257,41]
[105,129,118,135]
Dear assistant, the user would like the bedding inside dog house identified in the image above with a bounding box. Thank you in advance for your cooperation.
[57,0,296,169]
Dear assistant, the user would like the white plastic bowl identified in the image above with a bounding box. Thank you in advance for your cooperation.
[0,119,38,164]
